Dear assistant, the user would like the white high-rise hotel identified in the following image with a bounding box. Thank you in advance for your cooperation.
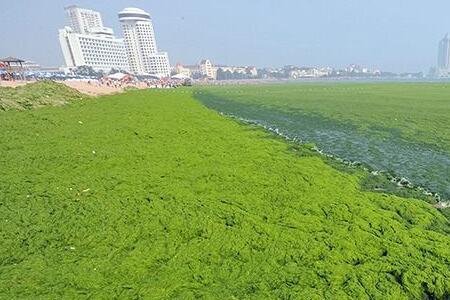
[118,8,170,77]
[59,6,129,72]
[59,6,170,76]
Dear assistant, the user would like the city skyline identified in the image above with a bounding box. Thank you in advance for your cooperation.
[2,0,450,72]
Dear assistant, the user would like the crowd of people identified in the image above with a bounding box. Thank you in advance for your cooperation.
[142,78,187,88]
[86,76,189,90]
[0,72,20,81]
[1,70,192,93]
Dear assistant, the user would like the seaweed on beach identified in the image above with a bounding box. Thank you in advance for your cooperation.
[0,88,449,299]
[0,81,86,111]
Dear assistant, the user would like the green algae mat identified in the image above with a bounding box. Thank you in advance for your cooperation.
[0,87,449,299]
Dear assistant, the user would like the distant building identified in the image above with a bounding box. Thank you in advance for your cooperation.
[346,64,363,73]
[59,6,129,72]
[217,65,246,74]
[246,66,258,77]
[185,65,202,79]
[438,33,450,75]
[213,65,260,80]
[118,8,170,77]
[289,67,332,79]
[174,63,192,78]
[199,59,216,79]
[219,65,257,75]
[59,27,129,73]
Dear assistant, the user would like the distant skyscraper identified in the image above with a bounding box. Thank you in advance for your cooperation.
[438,33,450,71]
[118,8,170,77]
[59,6,129,72]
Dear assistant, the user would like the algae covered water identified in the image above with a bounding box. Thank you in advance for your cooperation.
[196,91,450,201]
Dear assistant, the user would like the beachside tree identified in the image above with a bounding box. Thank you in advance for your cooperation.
[73,66,103,77]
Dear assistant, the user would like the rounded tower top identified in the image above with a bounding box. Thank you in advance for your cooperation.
[118,7,151,22]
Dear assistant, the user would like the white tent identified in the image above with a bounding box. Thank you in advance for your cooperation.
[147,74,163,79]
[108,72,128,80]
[171,73,190,80]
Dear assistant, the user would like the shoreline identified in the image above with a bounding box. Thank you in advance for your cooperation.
[215,110,449,209]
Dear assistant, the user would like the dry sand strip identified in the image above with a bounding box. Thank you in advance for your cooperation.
[63,80,125,96]
[0,80,29,88]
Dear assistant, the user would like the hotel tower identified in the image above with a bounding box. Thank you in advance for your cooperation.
[118,8,170,77]
[59,6,129,72]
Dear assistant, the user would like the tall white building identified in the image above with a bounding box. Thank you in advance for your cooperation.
[118,8,170,77]
[59,6,129,72]
[438,33,450,71]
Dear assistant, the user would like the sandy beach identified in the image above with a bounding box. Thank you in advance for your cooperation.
[63,80,126,96]
[0,80,29,88]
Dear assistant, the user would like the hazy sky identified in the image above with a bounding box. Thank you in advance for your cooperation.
[1,0,449,72]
